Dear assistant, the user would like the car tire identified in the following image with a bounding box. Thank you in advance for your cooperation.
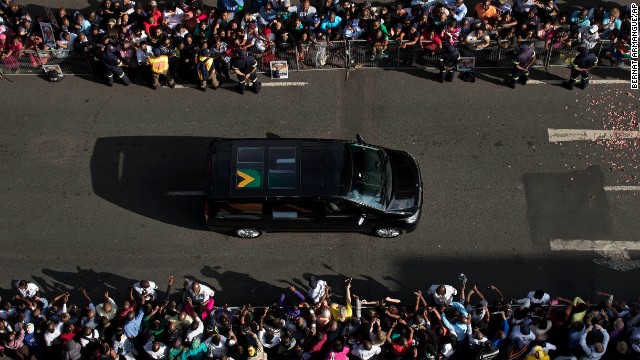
[374,227,402,238]
[233,227,263,239]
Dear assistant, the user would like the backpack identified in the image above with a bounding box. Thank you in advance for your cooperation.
[476,344,499,360]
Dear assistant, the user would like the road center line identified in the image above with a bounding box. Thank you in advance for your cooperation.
[604,186,640,191]
[550,239,640,251]
[165,191,205,196]
[548,128,640,142]
[527,79,630,85]
[166,82,307,89]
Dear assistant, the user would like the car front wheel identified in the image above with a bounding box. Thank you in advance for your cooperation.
[374,227,402,238]
[233,227,263,239]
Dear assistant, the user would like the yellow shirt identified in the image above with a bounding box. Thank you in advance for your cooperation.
[330,303,353,322]
[149,55,169,74]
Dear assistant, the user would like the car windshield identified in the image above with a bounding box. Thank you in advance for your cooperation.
[345,144,386,210]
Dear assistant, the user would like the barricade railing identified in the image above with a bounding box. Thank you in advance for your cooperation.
[299,40,347,70]
[0,50,45,75]
[38,49,95,75]
[0,49,93,75]
[248,44,299,74]
[1,40,627,80]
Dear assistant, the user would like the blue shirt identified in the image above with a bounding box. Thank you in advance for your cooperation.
[124,309,144,338]
[320,16,342,33]
[441,302,472,341]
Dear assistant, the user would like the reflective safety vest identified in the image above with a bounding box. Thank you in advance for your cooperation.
[149,55,169,74]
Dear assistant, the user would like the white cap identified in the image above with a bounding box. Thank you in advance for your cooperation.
[589,25,598,34]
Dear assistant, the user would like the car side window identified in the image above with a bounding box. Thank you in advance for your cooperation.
[214,202,265,219]
[270,202,322,220]
[325,200,361,217]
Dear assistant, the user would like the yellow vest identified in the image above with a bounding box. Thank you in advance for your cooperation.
[149,55,169,74]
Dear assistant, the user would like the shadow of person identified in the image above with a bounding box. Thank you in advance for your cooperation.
[36,267,139,301]
[198,266,283,306]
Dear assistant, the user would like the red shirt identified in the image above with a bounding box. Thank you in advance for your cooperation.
[59,326,81,345]
[392,338,413,356]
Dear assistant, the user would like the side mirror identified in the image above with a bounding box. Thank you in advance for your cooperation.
[357,215,365,226]
[356,133,365,144]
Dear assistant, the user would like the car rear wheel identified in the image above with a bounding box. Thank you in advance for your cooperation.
[233,227,263,239]
[374,227,402,238]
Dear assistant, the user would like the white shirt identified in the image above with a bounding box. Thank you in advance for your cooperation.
[79,329,99,348]
[113,336,137,355]
[133,281,159,300]
[163,8,185,29]
[132,31,148,45]
[185,318,204,342]
[258,329,281,348]
[309,280,327,304]
[44,322,64,346]
[509,325,536,346]
[350,344,381,360]
[292,4,317,24]
[136,46,153,65]
[526,291,550,305]
[187,282,215,304]
[144,341,168,359]
[205,335,233,358]
[427,285,457,306]
[17,282,39,298]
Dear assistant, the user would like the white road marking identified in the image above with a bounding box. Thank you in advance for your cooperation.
[550,239,640,272]
[165,81,307,89]
[604,186,640,191]
[548,128,640,142]
[261,81,308,86]
[165,191,205,196]
[527,79,630,85]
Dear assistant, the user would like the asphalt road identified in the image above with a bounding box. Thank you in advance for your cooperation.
[1,64,639,307]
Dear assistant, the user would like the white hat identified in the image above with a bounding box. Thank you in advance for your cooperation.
[589,25,598,34]
[26,323,35,334]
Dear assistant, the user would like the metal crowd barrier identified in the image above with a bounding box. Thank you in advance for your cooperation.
[0,49,93,75]
[1,40,627,80]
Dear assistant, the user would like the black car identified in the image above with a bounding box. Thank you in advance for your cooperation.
[204,135,422,238]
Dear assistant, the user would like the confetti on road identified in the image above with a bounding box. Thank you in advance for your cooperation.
[559,88,639,185]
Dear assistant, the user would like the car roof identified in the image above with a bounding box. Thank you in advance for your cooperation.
[209,138,352,198]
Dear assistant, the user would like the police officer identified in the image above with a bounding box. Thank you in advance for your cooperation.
[563,47,598,90]
[438,44,460,83]
[99,44,130,87]
[231,49,261,95]
[505,44,535,89]
[196,48,219,92]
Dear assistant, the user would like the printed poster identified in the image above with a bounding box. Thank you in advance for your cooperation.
[270,60,288,79]
[457,57,476,72]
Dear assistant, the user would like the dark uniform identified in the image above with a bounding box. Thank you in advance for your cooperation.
[231,49,261,94]
[507,44,535,88]
[438,44,460,83]
[99,45,130,87]
[564,48,598,90]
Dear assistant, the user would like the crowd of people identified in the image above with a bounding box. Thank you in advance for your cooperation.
[0,0,635,91]
[0,274,639,360]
